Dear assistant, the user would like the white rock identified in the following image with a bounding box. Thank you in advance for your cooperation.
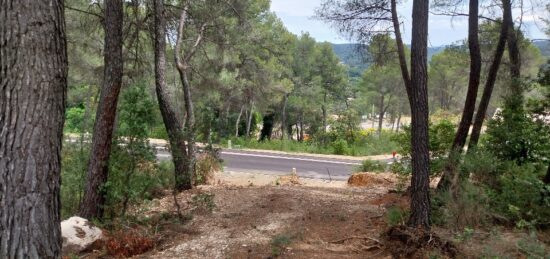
[61,216,103,254]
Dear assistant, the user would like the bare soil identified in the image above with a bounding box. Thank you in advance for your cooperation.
[80,171,549,259]
[135,172,396,259]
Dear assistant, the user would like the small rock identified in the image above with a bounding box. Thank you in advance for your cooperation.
[61,216,103,254]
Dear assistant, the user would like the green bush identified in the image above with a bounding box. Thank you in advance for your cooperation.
[60,143,89,219]
[386,207,409,226]
[485,95,550,166]
[431,182,490,229]
[331,138,350,155]
[225,129,398,157]
[355,159,385,173]
[489,162,550,227]
[64,106,85,133]
[392,119,455,159]
[461,149,501,188]
[195,148,223,185]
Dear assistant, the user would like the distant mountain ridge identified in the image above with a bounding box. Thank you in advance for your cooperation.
[332,41,550,76]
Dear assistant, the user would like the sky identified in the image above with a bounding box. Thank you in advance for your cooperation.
[270,0,549,46]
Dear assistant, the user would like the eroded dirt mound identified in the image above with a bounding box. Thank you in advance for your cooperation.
[348,172,390,187]
[385,225,459,258]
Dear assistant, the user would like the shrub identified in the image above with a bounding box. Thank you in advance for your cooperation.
[195,148,223,185]
[489,162,550,227]
[392,119,455,159]
[355,159,385,173]
[64,106,86,133]
[271,234,293,257]
[60,143,89,219]
[485,94,550,165]
[191,193,216,213]
[460,149,501,188]
[431,182,490,229]
[331,138,350,155]
[386,207,409,226]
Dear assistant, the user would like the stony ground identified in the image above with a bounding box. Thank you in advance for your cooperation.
[79,171,549,259]
[136,173,400,259]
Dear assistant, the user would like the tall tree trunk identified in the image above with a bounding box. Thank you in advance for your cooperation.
[322,92,327,132]
[505,4,521,84]
[378,94,385,136]
[451,0,481,151]
[544,164,550,185]
[246,101,254,137]
[396,112,402,133]
[180,71,196,183]
[1,0,67,257]
[391,0,412,98]
[407,0,431,229]
[469,0,510,148]
[80,0,124,219]
[437,0,481,190]
[153,0,190,191]
[235,105,244,137]
[175,4,206,189]
[299,112,305,142]
[281,93,288,140]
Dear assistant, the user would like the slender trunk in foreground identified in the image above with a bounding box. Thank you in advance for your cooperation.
[408,0,431,229]
[153,0,189,191]
[438,0,481,190]
[80,0,124,219]
[468,0,510,148]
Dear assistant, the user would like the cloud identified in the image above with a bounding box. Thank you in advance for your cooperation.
[271,0,320,16]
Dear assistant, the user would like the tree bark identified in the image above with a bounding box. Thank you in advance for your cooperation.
[322,92,327,133]
[544,164,550,185]
[1,0,67,257]
[281,93,288,140]
[390,0,412,99]
[451,0,481,151]
[378,94,385,136]
[396,112,402,133]
[505,2,521,84]
[80,0,124,219]
[246,101,254,137]
[437,0,481,190]
[407,0,431,229]
[175,4,205,188]
[153,0,190,191]
[235,105,244,137]
[468,0,510,148]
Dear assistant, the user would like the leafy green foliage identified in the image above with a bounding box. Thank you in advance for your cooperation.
[271,234,293,257]
[64,106,85,133]
[488,162,550,227]
[391,119,455,176]
[485,93,550,165]
[60,143,89,219]
[432,182,489,229]
[355,159,385,173]
[386,207,409,226]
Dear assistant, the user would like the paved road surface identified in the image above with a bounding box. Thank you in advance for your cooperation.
[157,149,390,181]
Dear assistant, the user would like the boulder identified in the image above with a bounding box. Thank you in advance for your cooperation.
[61,216,103,254]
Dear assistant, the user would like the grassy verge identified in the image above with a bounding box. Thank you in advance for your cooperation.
[223,134,398,156]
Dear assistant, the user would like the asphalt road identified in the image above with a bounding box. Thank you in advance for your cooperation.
[157,149,389,181]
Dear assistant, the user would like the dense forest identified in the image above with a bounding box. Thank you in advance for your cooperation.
[1,0,550,257]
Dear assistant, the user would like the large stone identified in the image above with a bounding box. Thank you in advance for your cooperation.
[61,216,103,254]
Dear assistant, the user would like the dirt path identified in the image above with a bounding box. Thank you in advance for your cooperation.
[136,173,399,258]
